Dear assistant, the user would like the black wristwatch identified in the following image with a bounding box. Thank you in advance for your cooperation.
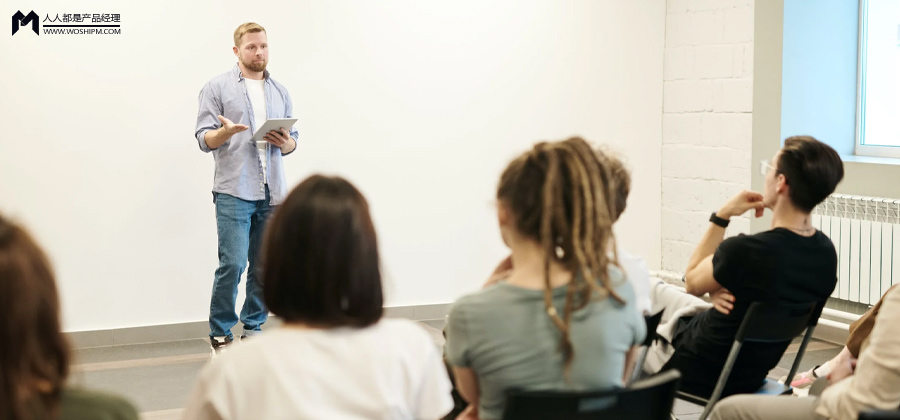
[709,212,730,228]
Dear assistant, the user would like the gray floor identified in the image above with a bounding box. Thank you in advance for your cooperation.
[69,320,841,420]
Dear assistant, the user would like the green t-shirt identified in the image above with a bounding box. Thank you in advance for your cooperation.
[445,267,645,420]
[27,388,139,420]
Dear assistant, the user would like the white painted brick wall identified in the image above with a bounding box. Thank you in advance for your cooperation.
[660,0,754,273]
[693,45,735,79]
[714,79,753,112]
[723,6,755,43]
[663,113,751,150]
[662,145,749,184]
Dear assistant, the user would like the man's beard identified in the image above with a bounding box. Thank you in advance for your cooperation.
[244,58,267,73]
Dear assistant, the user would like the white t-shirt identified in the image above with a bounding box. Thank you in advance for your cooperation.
[182,319,454,420]
[617,246,652,315]
[245,78,268,184]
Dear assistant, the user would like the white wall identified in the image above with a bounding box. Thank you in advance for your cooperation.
[1,0,664,332]
[661,0,755,273]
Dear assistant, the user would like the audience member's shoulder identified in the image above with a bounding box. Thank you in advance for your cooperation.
[452,283,509,308]
[608,263,627,283]
[717,232,768,254]
[606,265,635,300]
[755,228,834,249]
[446,287,505,327]
[60,388,139,420]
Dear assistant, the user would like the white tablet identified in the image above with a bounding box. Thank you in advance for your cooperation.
[250,118,298,143]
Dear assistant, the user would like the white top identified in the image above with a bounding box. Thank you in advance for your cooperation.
[245,78,268,184]
[618,247,652,315]
[182,319,454,420]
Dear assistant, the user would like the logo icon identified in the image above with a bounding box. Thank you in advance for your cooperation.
[12,10,39,36]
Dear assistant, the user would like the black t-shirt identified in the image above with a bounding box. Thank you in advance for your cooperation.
[662,228,837,398]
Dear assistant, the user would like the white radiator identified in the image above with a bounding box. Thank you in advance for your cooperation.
[813,194,900,305]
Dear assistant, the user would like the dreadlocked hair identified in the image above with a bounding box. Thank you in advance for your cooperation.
[497,137,623,378]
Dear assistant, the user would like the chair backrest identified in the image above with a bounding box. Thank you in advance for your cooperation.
[501,370,681,420]
[627,311,664,386]
[735,300,824,344]
[642,310,663,346]
[859,410,900,419]
[688,299,826,420]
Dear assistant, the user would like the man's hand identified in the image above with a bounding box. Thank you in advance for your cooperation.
[483,256,513,289]
[216,115,249,135]
[717,190,766,220]
[710,288,735,315]
[264,127,291,147]
[204,116,249,149]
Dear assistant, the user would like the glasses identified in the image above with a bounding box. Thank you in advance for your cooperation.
[759,159,775,176]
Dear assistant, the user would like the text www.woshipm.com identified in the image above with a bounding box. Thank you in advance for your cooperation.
[43,28,121,35]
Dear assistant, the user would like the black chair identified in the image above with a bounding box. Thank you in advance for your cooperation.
[676,300,825,420]
[501,369,681,420]
[860,410,900,419]
[628,310,664,386]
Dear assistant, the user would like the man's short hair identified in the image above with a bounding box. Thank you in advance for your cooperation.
[233,22,266,47]
[778,135,844,212]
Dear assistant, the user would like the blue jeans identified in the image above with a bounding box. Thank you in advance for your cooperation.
[209,188,274,339]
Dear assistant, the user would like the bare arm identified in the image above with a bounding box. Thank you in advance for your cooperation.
[684,191,765,296]
[622,346,640,383]
[452,367,480,408]
[203,116,248,150]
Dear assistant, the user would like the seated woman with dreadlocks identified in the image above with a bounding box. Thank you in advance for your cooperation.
[444,137,646,420]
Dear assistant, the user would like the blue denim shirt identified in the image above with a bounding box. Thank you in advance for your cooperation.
[195,64,299,205]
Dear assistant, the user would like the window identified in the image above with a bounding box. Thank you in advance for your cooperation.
[856,0,900,158]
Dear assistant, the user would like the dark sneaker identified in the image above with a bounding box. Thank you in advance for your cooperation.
[209,336,234,359]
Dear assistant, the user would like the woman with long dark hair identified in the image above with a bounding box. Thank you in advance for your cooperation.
[0,214,138,420]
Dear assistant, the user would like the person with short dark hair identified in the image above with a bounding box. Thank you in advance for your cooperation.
[182,175,453,420]
[0,214,138,420]
[643,136,845,398]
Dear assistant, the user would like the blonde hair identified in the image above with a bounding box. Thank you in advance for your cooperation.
[233,22,266,47]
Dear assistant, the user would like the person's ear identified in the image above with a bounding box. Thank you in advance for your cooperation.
[497,202,510,227]
[776,173,789,194]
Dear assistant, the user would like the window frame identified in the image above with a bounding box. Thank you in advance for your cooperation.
[854,0,900,158]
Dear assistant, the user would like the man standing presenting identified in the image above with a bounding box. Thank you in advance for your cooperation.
[194,22,298,354]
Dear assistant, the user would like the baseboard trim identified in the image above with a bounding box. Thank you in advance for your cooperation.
[813,318,850,346]
[65,303,452,349]
[66,295,852,350]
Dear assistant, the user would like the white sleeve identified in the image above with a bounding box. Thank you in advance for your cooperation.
[619,248,652,315]
[411,332,454,420]
[181,362,233,420]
